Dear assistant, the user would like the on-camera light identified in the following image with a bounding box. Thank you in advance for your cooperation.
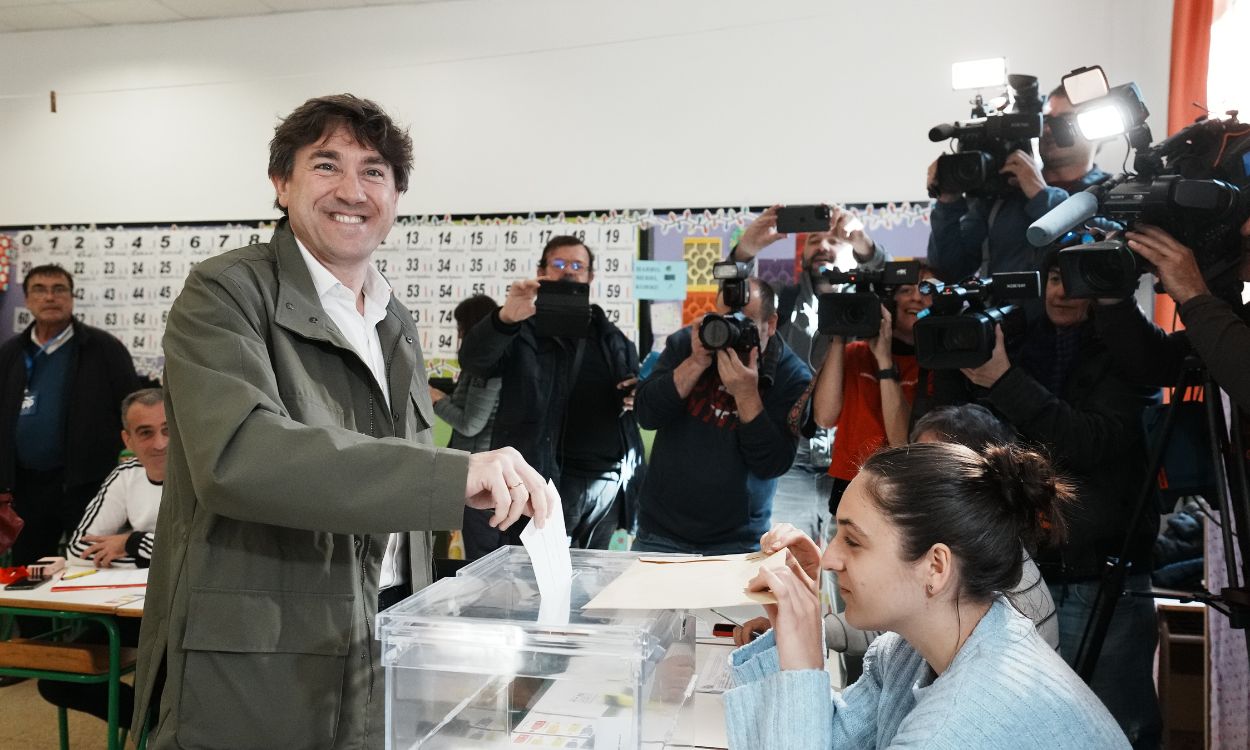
[1062,65,1110,106]
[951,58,1007,91]
[1077,104,1129,140]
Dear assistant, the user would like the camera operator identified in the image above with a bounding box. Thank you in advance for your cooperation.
[808,269,934,512]
[956,248,1161,748]
[1091,218,1250,410]
[730,205,887,370]
[632,277,812,554]
[458,236,645,555]
[928,88,1110,282]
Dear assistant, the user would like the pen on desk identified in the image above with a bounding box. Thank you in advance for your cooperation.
[62,569,98,580]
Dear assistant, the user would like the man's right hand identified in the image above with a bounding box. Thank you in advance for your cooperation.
[734,205,788,260]
[688,317,714,371]
[498,279,541,324]
[465,447,550,530]
[927,159,962,204]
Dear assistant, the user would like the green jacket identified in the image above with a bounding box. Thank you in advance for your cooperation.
[133,222,469,749]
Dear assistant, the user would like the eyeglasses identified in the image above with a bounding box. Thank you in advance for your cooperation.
[27,284,72,298]
[544,259,588,272]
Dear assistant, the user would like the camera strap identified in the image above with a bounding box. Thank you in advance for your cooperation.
[980,198,1005,277]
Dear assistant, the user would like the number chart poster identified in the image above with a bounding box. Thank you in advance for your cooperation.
[644,203,932,346]
[1,215,640,379]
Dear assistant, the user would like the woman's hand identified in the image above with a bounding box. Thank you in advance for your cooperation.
[759,523,822,580]
[747,551,824,670]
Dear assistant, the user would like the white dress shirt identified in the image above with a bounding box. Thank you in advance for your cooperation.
[296,240,405,590]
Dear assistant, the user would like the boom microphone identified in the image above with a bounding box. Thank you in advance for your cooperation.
[1026,190,1100,247]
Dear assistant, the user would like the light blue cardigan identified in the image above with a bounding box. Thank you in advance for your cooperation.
[723,597,1129,749]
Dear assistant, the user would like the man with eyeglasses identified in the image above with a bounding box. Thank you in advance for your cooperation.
[0,264,139,567]
[927,86,1111,283]
[459,235,645,556]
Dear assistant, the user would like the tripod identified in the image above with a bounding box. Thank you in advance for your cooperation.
[1075,357,1250,681]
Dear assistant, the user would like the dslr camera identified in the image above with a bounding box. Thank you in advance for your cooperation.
[1028,66,1250,299]
[929,74,1044,199]
[816,260,923,338]
[913,272,1041,369]
[699,261,760,356]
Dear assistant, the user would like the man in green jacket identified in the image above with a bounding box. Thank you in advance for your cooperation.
[133,94,550,749]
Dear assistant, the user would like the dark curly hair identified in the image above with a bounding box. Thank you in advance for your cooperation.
[268,94,413,214]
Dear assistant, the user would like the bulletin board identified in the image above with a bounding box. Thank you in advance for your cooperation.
[2,215,641,379]
[2,202,934,377]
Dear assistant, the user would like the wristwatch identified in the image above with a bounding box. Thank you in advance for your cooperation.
[876,366,899,381]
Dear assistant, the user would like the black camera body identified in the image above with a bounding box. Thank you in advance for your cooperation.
[913,272,1041,369]
[701,260,760,356]
[533,280,591,338]
[699,311,761,356]
[930,74,1043,199]
[816,260,923,338]
[1059,165,1250,299]
[1033,103,1250,300]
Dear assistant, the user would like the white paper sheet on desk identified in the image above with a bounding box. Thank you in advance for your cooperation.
[50,567,148,591]
[582,550,787,610]
[519,479,572,624]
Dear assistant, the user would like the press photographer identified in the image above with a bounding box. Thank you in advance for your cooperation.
[729,204,888,370]
[1025,67,1250,407]
[928,73,1110,281]
[632,267,811,554]
[951,244,1160,747]
[808,263,933,512]
[458,235,645,555]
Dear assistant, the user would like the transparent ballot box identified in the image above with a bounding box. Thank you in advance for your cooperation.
[378,547,696,749]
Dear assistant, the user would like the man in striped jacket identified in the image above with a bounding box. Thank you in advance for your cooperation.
[68,387,166,567]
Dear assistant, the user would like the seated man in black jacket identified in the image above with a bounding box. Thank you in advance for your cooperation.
[458,236,644,556]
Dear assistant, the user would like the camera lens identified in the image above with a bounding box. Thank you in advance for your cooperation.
[941,324,981,353]
[1079,248,1136,295]
[700,316,733,350]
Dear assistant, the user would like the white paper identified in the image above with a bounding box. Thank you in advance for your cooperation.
[520,479,572,624]
[583,551,786,610]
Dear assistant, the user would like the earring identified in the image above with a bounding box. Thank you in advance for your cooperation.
[926,583,933,595]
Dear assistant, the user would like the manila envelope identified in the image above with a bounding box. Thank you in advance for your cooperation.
[582,550,788,610]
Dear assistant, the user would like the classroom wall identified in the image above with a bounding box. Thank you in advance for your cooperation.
[0,0,1172,226]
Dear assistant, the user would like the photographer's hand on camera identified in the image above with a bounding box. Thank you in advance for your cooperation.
[869,306,894,370]
[1124,224,1210,305]
[999,150,1047,200]
[732,204,788,261]
[960,325,1011,388]
[926,158,962,204]
[498,278,541,324]
[717,346,764,423]
[671,317,715,398]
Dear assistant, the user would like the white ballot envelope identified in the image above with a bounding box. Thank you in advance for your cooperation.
[582,550,788,610]
[519,479,572,623]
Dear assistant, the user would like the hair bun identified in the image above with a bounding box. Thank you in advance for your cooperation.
[980,444,1074,549]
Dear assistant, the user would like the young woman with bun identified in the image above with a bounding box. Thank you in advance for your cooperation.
[723,442,1129,749]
